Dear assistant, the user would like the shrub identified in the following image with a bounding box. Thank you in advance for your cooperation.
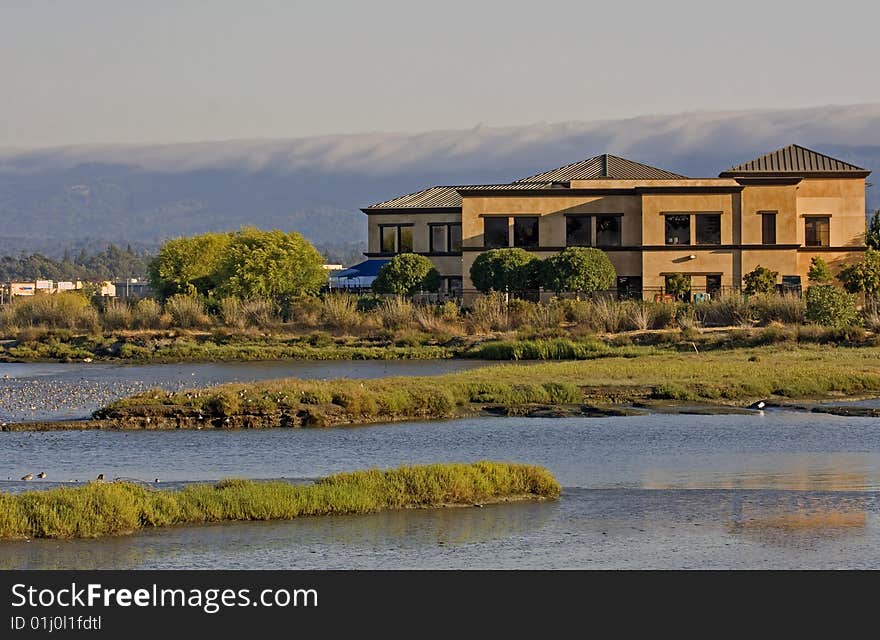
[468,293,508,332]
[627,301,655,331]
[744,265,778,295]
[218,297,246,329]
[376,297,414,329]
[241,298,278,329]
[808,256,833,284]
[805,285,859,327]
[750,293,805,325]
[5,292,100,332]
[540,247,616,294]
[696,293,751,327]
[372,254,440,295]
[320,294,360,331]
[102,299,132,330]
[839,248,880,311]
[469,248,541,295]
[593,297,626,332]
[164,295,210,329]
[131,298,163,329]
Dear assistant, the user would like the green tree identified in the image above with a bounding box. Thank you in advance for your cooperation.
[372,254,440,295]
[540,247,616,294]
[806,285,859,327]
[838,247,880,310]
[743,265,778,295]
[807,256,833,284]
[867,210,880,250]
[469,248,542,295]
[148,232,231,299]
[664,273,691,300]
[216,227,326,299]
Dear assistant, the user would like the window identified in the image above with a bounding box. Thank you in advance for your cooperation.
[484,217,509,248]
[596,215,621,247]
[781,275,802,296]
[665,215,690,245]
[430,225,447,253]
[380,226,396,253]
[513,217,539,248]
[696,214,721,245]
[566,215,591,247]
[445,277,463,295]
[706,275,721,296]
[449,224,462,252]
[429,223,462,253]
[379,224,414,253]
[617,276,642,300]
[805,217,829,247]
[665,274,691,302]
[761,212,777,245]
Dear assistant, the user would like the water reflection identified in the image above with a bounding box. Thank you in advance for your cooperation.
[0,500,556,570]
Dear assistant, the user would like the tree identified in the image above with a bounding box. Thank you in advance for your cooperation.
[839,248,880,310]
[469,248,542,295]
[216,227,327,299]
[664,273,691,300]
[806,285,859,327]
[807,256,833,284]
[867,210,880,250]
[148,232,231,299]
[743,265,778,295]
[372,254,440,295]
[540,247,616,295]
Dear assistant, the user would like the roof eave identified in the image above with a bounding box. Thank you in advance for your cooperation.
[361,206,461,215]
[719,170,871,179]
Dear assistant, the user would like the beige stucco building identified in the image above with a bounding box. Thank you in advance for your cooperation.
[361,144,870,300]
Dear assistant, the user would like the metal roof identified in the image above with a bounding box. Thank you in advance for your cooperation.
[363,183,554,210]
[514,153,687,182]
[720,144,869,176]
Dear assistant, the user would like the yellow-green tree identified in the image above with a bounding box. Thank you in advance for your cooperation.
[216,227,327,299]
[148,232,231,299]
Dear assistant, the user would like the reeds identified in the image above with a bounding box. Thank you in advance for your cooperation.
[0,462,560,540]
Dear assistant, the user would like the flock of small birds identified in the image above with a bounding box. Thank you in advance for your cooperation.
[15,472,161,484]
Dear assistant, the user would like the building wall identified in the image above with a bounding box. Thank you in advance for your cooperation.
[370,176,868,300]
[366,211,462,279]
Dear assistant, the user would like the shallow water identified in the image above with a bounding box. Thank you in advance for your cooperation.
[3,410,880,569]
[0,359,491,422]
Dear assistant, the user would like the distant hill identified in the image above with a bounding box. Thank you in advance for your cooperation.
[1,103,878,262]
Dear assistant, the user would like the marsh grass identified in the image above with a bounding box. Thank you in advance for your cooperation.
[0,462,560,540]
[105,344,880,425]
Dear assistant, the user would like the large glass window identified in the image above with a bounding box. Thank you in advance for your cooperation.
[706,274,722,296]
[429,223,463,253]
[380,226,396,253]
[449,224,462,252]
[596,215,621,247]
[484,218,509,248]
[379,224,413,253]
[761,212,777,245]
[696,214,721,245]
[617,276,642,300]
[805,217,830,247]
[566,215,591,247]
[430,225,447,252]
[665,215,690,245]
[513,216,539,248]
[399,226,413,253]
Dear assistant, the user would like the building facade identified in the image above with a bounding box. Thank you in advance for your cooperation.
[361,145,870,300]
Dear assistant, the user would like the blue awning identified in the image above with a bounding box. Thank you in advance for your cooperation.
[334,259,390,279]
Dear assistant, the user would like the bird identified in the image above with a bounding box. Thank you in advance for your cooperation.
[749,400,767,410]
[96,473,105,482]
[21,473,33,481]
[37,472,46,479]
[154,478,160,483]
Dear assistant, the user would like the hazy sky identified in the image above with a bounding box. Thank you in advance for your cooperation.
[2,0,878,148]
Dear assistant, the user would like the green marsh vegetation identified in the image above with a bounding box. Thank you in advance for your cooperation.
[0,462,560,540]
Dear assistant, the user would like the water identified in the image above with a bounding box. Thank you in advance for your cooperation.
[0,359,492,422]
[3,409,880,569]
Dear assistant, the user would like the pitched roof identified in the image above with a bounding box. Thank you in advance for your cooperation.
[514,153,687,182]
[719,144,870,177]
[362,182,554,210]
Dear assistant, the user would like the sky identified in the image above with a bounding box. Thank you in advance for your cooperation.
[2,0,879,148]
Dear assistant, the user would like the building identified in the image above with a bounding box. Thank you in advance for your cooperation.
[361,144,870,301]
